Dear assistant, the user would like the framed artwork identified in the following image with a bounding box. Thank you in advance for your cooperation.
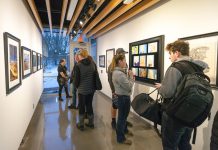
[4,32,22,94]
[180,31,218,87]
[21,46,32,78]
[99,55,105,67]
[106,48,115,72]
[37,53,40,70]
[40,54,43,69]
[32,51,37,73]
[129,35,164,84]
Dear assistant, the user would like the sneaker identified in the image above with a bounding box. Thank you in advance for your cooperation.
[120,139,132,145]
[68,105,77,109]
[58,98,63,101]
[85,123,94,129]
[111,121,116,130]
[125,131,133,137]
[66,95,72,98]
[127,121,133,127]
[76,124,84,131]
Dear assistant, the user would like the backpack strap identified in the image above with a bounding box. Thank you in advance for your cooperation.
[171,60,203,76]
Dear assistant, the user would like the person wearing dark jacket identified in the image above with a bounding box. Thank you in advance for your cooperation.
[57,59,72,101]
[73,49,96,131]
[211,110,218,150]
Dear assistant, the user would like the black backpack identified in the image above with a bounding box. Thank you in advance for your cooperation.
[166,60,213,128]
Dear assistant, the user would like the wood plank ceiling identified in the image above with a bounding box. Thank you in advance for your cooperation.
[24,0,161,38]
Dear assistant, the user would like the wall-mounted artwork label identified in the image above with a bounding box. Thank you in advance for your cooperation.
[4,32,22,94]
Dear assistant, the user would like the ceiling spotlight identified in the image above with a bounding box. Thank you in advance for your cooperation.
[123,0,133,4]
[79,20,83,25]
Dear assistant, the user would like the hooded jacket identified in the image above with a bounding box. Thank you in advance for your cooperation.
[73,58,96,95]
[159,56,209,99]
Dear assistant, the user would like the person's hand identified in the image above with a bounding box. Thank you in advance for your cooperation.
[128,70,134,79]
[154,83,162,89]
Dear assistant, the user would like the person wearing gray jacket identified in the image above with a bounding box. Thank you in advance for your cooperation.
[112,54,134,145]
[155,40,209,150]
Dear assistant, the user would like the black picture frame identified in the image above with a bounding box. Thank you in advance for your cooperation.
[21,46,32,78]
[180,31,218,88]
[4,32,22,94]
[129,35,164,84]
[37,53,40,71]
[40,54,43,69]
[32,51,37,73]
[99,55,105,67]
[106,49,115,72]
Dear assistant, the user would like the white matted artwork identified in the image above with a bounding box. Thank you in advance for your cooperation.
[180,32,218,87]
[4,32,22,94]
[148,42,158,53]
[106,49,115,72]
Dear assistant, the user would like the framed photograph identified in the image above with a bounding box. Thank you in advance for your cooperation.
[37,53,40,70]
[21,46,32,78]
[180,32,218,87]
[40,54,43,69]
[32,51,37,73]
[99,55,105,67]
[4,32,22,94]
[129,35,164,84]
[106,49,115,72]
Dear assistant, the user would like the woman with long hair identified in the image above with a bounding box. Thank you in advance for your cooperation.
[111,54,135,145]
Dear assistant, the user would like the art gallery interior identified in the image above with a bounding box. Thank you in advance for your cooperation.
[0,0,218,150]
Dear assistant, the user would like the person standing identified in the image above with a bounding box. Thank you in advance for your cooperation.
[155,40,209,150]
[68,54,79,109]
[211,110,218,150]
[73,49,96,131]
[108,48,133,129]
[57,59,72,101]
[111,54,134,145]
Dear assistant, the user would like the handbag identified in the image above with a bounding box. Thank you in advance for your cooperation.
[112,94,119,107]
[131,89,163,125]
[94,68,102,90]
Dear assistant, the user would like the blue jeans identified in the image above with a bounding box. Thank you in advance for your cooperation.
[161,112,193,150]
[116,95,130,143]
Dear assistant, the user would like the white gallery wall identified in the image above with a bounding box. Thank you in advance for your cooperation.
[0,0,43,150]
[97,0,218,149]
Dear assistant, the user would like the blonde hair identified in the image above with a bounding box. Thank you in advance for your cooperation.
[77,48,89,58]
[110,54,125,72]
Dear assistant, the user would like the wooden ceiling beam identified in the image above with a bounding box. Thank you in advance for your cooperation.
[87,0,142,38]
[82,0,123,34]
[94,0,160,38]
[80,0,105,29]
[67,0,87,35]
[26,0,44,33]
[59,0,68,35]
[45,0,52,33]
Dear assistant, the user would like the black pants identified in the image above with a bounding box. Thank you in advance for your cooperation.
[58,82,69,98]
[78,93,94,116]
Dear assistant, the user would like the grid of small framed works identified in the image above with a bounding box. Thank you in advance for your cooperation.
[129,35,164,84]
